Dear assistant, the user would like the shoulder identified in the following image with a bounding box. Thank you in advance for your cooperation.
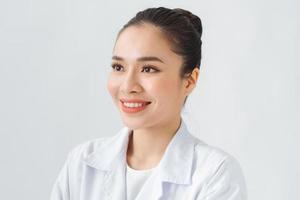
[65,136,113,164]
[191,137,248,199]
[193,140,237,172]
[193,138,245,179]
[189,135,237,165]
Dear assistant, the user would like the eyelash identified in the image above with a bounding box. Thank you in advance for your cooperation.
[111,63,159,73]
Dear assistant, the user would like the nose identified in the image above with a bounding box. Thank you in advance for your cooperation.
[120,70,143,94]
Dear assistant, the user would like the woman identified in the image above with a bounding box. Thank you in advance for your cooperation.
[51,7,247,200]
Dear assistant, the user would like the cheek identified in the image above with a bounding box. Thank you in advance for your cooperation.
[107,74,120,100]
[147,77,180,104]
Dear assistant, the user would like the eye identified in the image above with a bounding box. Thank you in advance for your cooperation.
[141,65,158,73]
[111,63,124,72]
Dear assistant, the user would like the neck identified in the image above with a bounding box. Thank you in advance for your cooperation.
[126,116,182,170]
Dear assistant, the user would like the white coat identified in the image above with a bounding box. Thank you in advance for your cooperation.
[50,119,247,200]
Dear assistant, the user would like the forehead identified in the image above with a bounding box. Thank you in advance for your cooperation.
[112,23,182,65]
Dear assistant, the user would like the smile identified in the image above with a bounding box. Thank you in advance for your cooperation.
[120,100,151,113]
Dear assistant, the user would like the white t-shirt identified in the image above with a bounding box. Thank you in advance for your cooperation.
[126,163,156,200]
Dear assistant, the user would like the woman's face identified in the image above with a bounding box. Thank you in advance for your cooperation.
[107,23,190,130]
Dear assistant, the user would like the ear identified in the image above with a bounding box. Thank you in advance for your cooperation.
[184,67,199,95]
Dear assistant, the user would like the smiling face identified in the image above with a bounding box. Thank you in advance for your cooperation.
[107,23,191,130]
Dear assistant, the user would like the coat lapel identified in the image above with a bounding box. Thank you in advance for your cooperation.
[134,118,198,200]
[82,118,198,200]
[83,126,131,200]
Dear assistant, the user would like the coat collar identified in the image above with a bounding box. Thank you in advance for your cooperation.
[83,118,197,185]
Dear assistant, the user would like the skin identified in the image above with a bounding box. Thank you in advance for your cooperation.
[107,22,199,170]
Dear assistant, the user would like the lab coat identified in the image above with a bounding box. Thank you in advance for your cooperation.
[50,119,247,200]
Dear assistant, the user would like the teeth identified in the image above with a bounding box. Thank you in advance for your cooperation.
[123,102,146,108]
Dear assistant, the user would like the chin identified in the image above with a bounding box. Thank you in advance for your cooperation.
[120,116,147,130]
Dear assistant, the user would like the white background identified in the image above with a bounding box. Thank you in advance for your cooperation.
[0,0,299,199]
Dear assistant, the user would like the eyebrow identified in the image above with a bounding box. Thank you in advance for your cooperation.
[112,55,164,63]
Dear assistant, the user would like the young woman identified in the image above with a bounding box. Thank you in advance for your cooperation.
[51,7,247,200]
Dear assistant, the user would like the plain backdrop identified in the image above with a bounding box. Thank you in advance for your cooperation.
[0,0,299,199]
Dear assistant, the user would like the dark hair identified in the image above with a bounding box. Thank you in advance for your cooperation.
[117,7,203,107]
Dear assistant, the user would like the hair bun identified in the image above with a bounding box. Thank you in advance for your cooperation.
[173,8,202,37]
